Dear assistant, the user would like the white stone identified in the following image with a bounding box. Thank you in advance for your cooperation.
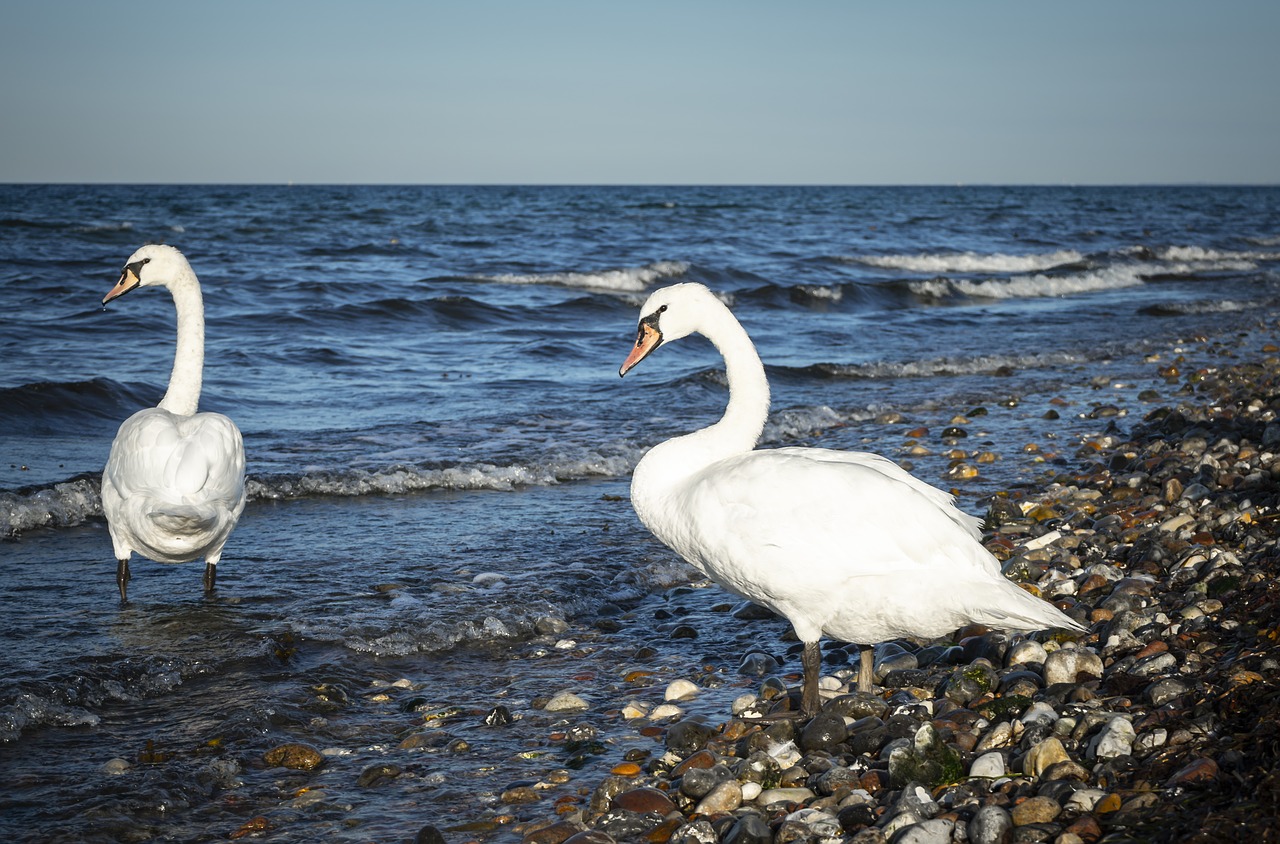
[694,779,743,815]
[730,693,759,715]
[102,758,131,775]
[1006,639,1048,667]
[665,679,700,701]
[766,739,802,768]
[620,701,650,720]
[1020,701,1059,727]
[739,781,762,802]
[1066,788,1106,812]
[892,819,955,844]
[1089,717,1136,759]
[543,691,589,712]
[969,751,1006,779]
[648,703,684,720]
[756,787,815,806]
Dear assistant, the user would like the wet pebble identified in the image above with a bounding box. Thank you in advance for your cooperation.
[263,743,324,771]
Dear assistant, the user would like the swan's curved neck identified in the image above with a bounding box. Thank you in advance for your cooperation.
[158,272,204,416]
[633,302,770,508]
[702,306,770,455]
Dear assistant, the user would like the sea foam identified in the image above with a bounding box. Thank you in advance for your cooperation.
[847,250,1084,274]
[474,260,689,293]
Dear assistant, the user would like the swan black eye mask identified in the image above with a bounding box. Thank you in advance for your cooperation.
[103,258,150,305]
[619,305,668,377]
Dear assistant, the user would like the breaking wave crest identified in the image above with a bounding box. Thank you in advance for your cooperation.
[472,260,689,293]
[845,250,1084,274]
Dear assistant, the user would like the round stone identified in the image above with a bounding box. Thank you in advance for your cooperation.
[969,751,1006,779]
[1043,648,1104,686]
[263,743,324,771]
[544,691,590,712]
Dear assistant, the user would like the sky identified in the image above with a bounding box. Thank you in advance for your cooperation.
[1,1,1277,185]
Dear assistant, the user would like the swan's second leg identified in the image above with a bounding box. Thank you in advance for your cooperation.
[801,640,822,716]
[856,645,874,693]
[203,561,217,593]
[116,558,130,602]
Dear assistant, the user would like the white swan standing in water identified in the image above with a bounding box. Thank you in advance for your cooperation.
[101,245,246,601]
[619,282,1085,716]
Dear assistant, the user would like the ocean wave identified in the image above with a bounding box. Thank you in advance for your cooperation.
[0,379,158,425]
[246,452,637,500]
[1138,299,1258,317]
[1150,245,1280,264]
[1,451,645,538]
[844,249,1084,274]
[1,477,103,537]
[907,264,1145,300]
[801,350,1090,381]
[472,260,689,293]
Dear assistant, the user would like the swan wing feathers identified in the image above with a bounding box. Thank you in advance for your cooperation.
[670,447,993,576]
[655,447,1079,643]
[103,408,246,560]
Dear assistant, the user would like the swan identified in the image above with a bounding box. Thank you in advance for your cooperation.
[100,245,246,602]
[619,282,1085,715]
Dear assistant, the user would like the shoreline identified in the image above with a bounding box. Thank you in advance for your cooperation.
[503,330,1280,844]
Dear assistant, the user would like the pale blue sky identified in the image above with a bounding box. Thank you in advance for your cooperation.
[2,1,1277,184]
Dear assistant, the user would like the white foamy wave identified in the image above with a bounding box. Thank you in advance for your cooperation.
[1,477,102,537]
[1139,299,1257,316]
[1154,245,1279,264]
[908,265,1145,300]
[475,260,689,293]
[0,693,101,743]
[1244,235,1280,248]
[847,250,1083,275]
[761,405,879,445]
[813,350,1089,380]
[248,451,639,501]
[793,284,843,301]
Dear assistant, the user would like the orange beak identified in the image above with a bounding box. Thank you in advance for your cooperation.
[619,320,663,377]
[102,266,142,305]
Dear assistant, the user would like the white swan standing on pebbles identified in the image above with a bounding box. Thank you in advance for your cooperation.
[619,282,1085,716]
[100,245,246,602]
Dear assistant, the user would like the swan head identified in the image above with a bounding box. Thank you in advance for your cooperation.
[103,244,191,305]
[619,282,726,377]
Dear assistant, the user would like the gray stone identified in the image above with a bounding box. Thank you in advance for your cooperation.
[967,804,1014,844]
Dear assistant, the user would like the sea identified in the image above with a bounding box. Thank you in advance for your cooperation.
[1,184,1278,841]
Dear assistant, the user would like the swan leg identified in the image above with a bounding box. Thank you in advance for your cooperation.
[857,645,874,693]
[801,640,822,716]
[203,562,217,594]
[116,558,130,602]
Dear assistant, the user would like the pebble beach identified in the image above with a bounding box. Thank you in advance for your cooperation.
[487,329,1280,844]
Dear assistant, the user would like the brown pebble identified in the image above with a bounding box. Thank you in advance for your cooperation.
[521,820,582,844]
[502,786,540,805]
[1011,795,1062,825]
[1095,793,1122,814]
[611,786,676,815]
[263,743,324,772]
[230,817,270,840]
[1166,757,1219,786]
[563,832,617,844]
[1065,813,1102,842]
[670,748,718,777]
[610,762,642,777]
[1133,640,1169,660]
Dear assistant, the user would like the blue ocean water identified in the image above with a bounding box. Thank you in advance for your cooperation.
[1,184,1278,840]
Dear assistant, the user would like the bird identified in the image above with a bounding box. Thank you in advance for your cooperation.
[100,244,246,602]
[618,282,1085,716]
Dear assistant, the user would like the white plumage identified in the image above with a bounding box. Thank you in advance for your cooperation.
[101,245,246,601]
[619,282,1084,715]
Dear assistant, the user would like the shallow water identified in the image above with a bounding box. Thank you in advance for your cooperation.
[1,184,1279,840]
